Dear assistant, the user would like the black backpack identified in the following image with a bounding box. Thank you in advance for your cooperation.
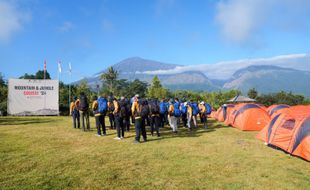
[119,101,128,118]
[108,101,115,112]
[150,102,160,114]
[79,94,89,111]
[140,104,149,118]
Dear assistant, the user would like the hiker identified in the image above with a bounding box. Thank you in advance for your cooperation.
[168,98,179,133]
[191,101,199,128]
[159,98,167,128]
[92,95,108,136]
[199,101,207,128]
[70,96,80,129]
[130,94,139,124]
[78,92,90,131]
[223,104,227,121]
[185,101,193,130]
[113,97,125,140]
[149,99,161,137]
[131,97,148,143]
[107,96,115,129]
[121,97,131,131]
[180,99,188,128]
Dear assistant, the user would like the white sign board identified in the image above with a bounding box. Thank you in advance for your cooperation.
[8,79,59,115]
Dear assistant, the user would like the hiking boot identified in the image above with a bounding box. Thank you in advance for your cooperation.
[114,137,121,140]
[96,134,101,137]
[133,140,140,144]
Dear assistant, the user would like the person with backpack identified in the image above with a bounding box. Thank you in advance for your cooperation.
[150,99,161,137]
[168,98,179,133]
[107,96,115,129]
[120,97,131,131]
[92,95,108,136]
[70,96,80,129]
[191,101,199,128]
[185,102,193,130]
[113,97,125,140]
[131,97,148,143]
[180,100,188,128]
[199,101,207,129]
[78,92,90,131]
[159,98,167,128]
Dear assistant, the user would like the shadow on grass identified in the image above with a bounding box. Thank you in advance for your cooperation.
[0,117,57,126]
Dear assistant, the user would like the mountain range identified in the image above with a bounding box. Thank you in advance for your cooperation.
[76,55,310,97]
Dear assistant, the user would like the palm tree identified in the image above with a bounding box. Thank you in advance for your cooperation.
[100,67,119,95]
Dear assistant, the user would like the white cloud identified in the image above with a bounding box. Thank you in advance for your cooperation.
[215,0,272,45]
[58,21,74,32]
[0,0,30,43]
[142,53,310,79]
[215,0,310,46]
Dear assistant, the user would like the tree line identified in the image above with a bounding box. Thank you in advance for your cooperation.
[0,68,309,115]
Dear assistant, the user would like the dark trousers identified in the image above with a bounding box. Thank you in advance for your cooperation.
[160,113,165,128]
[72,113,80,129]
[181,113,187,127]
[79,110,90,131]
[150,116,161,136]
[115,116,125,138]
[95,115,106,135]
[108,113,115,129]
[200,113,207,128]
[135,118,147,142]
[124,116,130,131]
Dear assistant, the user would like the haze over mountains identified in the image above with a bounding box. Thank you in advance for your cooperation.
[77,54,310,97]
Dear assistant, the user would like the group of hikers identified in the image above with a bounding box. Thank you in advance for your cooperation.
[70,93,212,143]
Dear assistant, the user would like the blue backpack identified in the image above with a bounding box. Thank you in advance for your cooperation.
[97,97,107,113]
[181,103,187,114]
[192,103,199,116]
[205,103,212,115]
[173,102,181,117]
[159,102,167,114]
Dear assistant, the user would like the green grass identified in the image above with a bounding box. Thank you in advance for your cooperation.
[0,116,309,190]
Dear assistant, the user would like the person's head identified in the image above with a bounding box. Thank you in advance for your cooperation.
[200,101,205,105]
[184,102,188,107]
[73,96,77,101]
[121,96,125,101]
[175,98,179,102]
[80,92,85,96]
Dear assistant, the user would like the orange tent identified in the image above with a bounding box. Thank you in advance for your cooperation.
[257,106,310,161]
[231,104,270,131]
[224,103,244,126]
[267,104,290,119]
[216,104,235,122]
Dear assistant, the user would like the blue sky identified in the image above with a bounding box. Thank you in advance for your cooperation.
[1,0,310,83]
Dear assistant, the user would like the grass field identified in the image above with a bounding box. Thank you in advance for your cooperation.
[0,116,309,190]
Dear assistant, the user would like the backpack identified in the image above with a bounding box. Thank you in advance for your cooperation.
[192,103,199,116]
[108,101,115,112]
[205,103,212,115]
[150,102,160,114]
[119,101,128,118]
[140,102,150,118]
[79,94,89,111]
[173,102,181,117]
[97,97,107,113]
[181,103,187,114]
[159,102,167,114]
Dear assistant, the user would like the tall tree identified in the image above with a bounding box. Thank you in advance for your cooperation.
[0,73,7,115]
[147,76,168,99]
[19,70,51,79]
[100,67,118,95]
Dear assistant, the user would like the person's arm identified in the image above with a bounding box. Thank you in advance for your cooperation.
[113,101,119,115]
[70,102,73,115]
